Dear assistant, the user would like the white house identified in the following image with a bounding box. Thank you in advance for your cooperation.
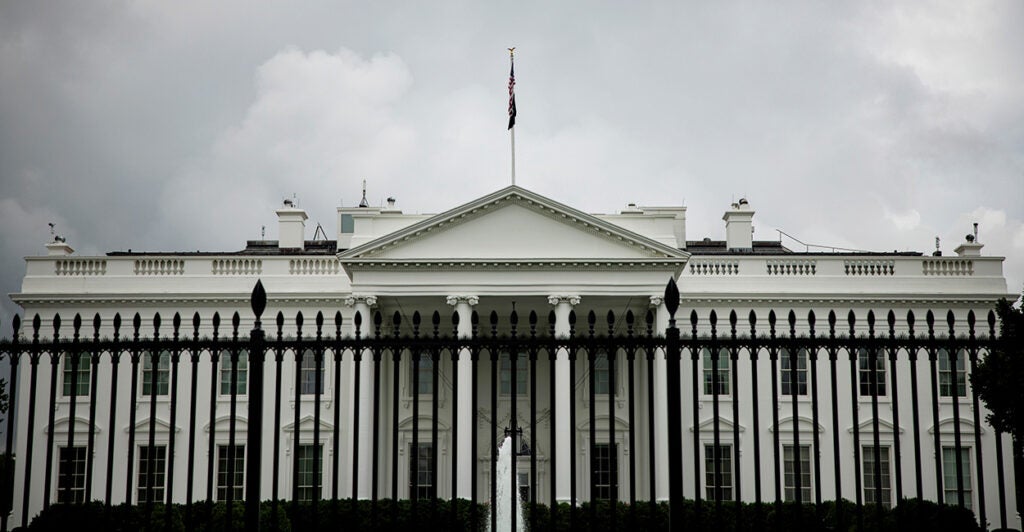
[7,185,1016,528]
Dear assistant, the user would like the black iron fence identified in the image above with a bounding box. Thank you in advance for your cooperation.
[0,279,1011,531]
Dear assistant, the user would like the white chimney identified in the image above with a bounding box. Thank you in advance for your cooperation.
[954,226,983,257]
[723,198,754,251]
[46,240,74,256]
[276,200,308,250]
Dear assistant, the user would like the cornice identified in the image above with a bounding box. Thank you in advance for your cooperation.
[340,258,687,271]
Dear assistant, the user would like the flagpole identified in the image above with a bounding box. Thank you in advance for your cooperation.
[508,47,516,186]
[511,124,516,186]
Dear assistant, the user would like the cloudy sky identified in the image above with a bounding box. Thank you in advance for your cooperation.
[1,1,1022,337]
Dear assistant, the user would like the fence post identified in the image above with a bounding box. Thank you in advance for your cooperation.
[246,280,267,532]
[664,278,683,528]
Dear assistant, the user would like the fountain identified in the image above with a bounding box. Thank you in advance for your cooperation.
[492,435,526,532]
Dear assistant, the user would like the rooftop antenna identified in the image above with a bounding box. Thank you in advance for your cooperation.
[933,236,942,256]
[359,179,369,208]
[973,222,979,242]
[48,222,55,237]
[313,222,328,241]
[261,225,265,240]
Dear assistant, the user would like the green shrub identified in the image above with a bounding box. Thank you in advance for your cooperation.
[25,496,981,531]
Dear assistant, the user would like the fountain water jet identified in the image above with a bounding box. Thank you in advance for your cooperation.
[491,435,525,532]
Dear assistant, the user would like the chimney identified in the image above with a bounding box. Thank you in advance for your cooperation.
[276,199,308,250]
[46,240,74,256]
[723,198,754,251]
[954,223,983,257]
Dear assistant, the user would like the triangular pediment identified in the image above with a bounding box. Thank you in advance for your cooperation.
[338,186,688,267]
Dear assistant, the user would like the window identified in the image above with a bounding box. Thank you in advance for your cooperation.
[704,444,733,501]
[56,446,87,503]
[499,353,527,396]
[783,444,811,502]
[939,349,967,398]
[137,445,167,503]
[518,471,530,503]
[862,446,891,508]
[414,355,434,395]
[592,443,618,501]
[340,214,354,233]
[142,351,170,396]
[300,350,325,395]
[703,348,730,396]
[858,349,886,397]
[780,349,808,396]
[219,351,248,396]
[296,444,323,501]
[216,444,245,501]
[942,446,972,509]
[593,353,611,395]
[409,442,436,499]
[62,354,90,397]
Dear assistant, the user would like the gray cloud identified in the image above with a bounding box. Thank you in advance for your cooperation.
[2,0,1023,340]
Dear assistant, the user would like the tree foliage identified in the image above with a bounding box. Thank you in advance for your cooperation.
[971,295,1024,444]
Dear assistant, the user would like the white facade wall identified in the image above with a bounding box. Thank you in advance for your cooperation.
[7,186,1016,529]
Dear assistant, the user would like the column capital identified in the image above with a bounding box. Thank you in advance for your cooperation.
[344,294,378,308]
[649,295,664,307]
[547,295,581,306]
[446,295,479,307]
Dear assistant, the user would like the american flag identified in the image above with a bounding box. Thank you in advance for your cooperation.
[507,60,516,130]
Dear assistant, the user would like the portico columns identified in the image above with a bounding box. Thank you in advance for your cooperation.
[345,294,377,499]
[549,294,580,503]
[651,295,670,501]
[447,295,478,500]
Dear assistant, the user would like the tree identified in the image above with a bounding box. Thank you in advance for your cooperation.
[971,293,1024,524]
[972,296,1024,443]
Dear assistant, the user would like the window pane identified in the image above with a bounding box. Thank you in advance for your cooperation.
[220,351,249,396]
[499,353,528,396]
[592,443,618,501]
[942,447,972,510]
[594,353,610,395]
[296,444,323,501]
[142,351,170,396]
[415,356,433,395]
[938,350,967,397]
[409,442,435,499]
[216,445,245,501]
[862,446,891,508]
[138,445,167,502]
[780,349,808,396]
[858,349,887,397]
[783,445,811,502]
[57,446,87,503]
[301,350,325,395]
[703,349,730,396]
[705,444,733,501]
[62,355,91,397]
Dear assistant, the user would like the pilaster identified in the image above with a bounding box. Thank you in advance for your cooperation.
[345,294,377,498]
[549,294,580,503]
[447,295,478,499]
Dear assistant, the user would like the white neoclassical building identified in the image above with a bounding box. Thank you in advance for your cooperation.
[7,185,1017,528]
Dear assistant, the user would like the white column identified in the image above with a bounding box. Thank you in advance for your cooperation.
[346,294,377,499]
[447,295,478,500]
[549,294,580,503]
[651,295,670,501]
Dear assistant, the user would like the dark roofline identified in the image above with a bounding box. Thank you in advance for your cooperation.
[107,240,340,256]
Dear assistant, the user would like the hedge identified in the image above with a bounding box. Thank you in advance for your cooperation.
[20,497,982,531]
